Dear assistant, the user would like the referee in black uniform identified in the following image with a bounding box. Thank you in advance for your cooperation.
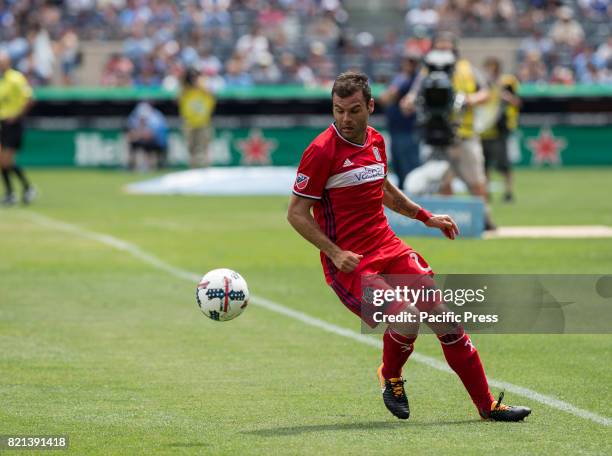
[0,51,35,205]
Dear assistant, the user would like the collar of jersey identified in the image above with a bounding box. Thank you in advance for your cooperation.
[331,123,370,148]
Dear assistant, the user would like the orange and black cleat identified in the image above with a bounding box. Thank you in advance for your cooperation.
[377,364,410,420]
[482,392,532,422]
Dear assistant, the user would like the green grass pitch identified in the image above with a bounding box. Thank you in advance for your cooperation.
[1,168,611,455]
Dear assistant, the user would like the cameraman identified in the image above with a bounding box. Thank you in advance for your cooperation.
[401,32,496,231]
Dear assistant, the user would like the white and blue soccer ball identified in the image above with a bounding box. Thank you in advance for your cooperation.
[196,268,250,321]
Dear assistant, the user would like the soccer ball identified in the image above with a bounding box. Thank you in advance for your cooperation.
[196,268,250,321]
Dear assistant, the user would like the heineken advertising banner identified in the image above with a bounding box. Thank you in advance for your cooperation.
[17,83,612,168]
[17,124,612,168]
[19,127,318,168]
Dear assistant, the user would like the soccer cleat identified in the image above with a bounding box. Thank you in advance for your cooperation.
[482,392,531,422]
[1,193,17,206]
[22,186,37,205]
[377,364,410,420]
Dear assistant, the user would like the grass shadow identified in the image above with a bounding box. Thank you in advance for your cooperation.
[244,419,481,437]
[165,442,210,448]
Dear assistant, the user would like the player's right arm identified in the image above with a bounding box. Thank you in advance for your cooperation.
[288,141,363,273]
[287,195,363,273]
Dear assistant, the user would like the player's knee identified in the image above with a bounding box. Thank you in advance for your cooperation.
[437,325,466,345]
[387,323,419,341]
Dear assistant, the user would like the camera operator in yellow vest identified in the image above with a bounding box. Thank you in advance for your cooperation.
[179,67,217,168]
[480,57,521,203]
[400,32,496,231]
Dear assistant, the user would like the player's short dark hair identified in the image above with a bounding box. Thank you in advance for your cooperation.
[332,72,371,104]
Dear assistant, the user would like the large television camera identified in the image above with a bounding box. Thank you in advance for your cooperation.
[417,50,465,146]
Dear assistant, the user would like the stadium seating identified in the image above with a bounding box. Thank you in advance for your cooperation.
[0,0,610,86]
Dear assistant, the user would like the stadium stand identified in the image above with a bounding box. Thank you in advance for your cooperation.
[0,0,610,86]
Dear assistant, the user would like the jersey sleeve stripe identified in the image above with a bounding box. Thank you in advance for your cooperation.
[292,190,322,200]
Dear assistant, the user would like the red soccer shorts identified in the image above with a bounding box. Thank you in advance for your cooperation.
[325,237,437,328]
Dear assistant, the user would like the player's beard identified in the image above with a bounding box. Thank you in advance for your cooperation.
[338,120,367,144]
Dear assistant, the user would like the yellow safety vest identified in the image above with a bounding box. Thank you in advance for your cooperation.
[179,86,216,129]
[452,59,478,139]
[481,74,520,139]
[0,68,32,120]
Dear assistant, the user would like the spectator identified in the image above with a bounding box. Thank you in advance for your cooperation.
[251,52,282,85]
[224,56,254,88]
[549,7,585,49]
[550,65,576,85]
[1,0,610,87]
[595,36,612,64]
[583,62,604,82]
[405,1,439,32]
[573,45,605,82]
[278,53,316,86]
[404,25,432,56]
[577,0,610,19]
[307,41,336,85]
[122,20,153,65]
[517,51,547,83]
[58,28,81,86]
[101,54,134,87]
[235,25,270,69]
[519,28,554,64]
[29,25,55,85]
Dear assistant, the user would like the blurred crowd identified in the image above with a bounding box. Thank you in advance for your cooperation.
[517,5,612,84]
[0,0,610,87]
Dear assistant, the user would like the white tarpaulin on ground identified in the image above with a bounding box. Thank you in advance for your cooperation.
[124,167,299,195]
[125,167,402,196]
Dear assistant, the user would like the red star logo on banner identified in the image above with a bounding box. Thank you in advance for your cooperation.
[236,129,277,165]
[527,128,566,165]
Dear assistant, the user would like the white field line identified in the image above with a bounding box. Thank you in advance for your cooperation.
[484,225,612,239]
[24,211,611,427]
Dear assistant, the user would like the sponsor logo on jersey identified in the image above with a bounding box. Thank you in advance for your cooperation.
[372,146,381,161]
[354,166,385,182]
[295,173,310,190]
[325,164,385,189]
[343,158,353,167]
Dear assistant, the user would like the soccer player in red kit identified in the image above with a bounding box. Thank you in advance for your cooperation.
[287,72,531,422]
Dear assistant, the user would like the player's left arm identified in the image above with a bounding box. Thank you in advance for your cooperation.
[382,178,460,240]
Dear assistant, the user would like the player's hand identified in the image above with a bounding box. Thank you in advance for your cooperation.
[332,250,363,273]
[425,214,460,240]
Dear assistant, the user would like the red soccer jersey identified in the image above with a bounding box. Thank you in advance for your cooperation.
[293,123,399,280]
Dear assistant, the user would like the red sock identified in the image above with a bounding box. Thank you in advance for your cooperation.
[382,328,416,379]
[438,329,494,415]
